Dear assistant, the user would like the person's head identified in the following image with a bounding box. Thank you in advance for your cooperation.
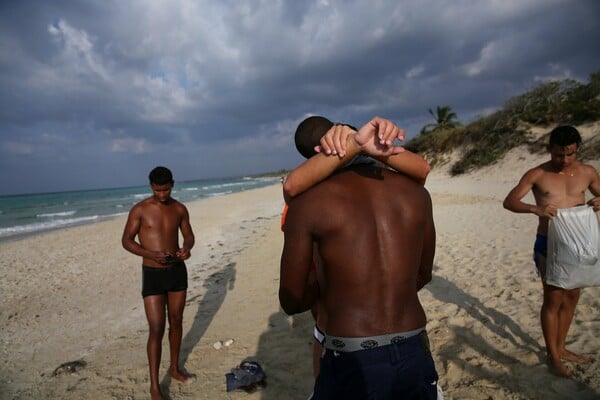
[294,116,357,159]
[148,166,174,202]
[547,125,582,170]
[294,116,333,159]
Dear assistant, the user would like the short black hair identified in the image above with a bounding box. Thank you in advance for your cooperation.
[294,116,358,159]
[549,125,582,148]
[148,166,173,185]
[294,116,333,159]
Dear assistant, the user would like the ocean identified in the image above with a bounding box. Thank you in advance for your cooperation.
[0,175,280,241]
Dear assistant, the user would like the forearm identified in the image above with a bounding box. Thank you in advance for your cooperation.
[373,151,430,185]
[122,238,150,258]
[283,139,361,201]
[182,235,195,251]
[279,285,317,315]
[279,262,319,315]
[503,198,538,214]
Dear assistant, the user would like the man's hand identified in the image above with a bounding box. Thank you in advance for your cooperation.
[176,247,192,260]
[535,204,558,218]
[588,196,600,212]
[314,117,406,158]
[354,116,405,157]
[314,124,355,157]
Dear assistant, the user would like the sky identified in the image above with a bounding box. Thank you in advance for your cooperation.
[1,1,599,196]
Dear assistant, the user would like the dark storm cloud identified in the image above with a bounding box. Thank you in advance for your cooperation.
[0,0,598,195]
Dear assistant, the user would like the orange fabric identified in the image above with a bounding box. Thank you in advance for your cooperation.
[280,204,289,231]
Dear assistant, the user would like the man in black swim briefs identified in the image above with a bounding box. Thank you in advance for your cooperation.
[122,166,196,400]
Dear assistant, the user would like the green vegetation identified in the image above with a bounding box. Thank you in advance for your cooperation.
[406,71,600,175]
[420,106,461,134]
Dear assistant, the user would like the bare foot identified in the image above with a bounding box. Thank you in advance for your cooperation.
[548,357,572,377]
[560,349,592,365]
[150,387,165,400]
[169,367,196,384]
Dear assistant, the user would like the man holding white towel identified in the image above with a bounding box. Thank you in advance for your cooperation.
[503,125,600,377]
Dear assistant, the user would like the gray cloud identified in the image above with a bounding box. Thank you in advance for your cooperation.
[0,0,598,195]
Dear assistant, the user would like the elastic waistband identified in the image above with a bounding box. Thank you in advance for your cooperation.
[142,262,185,270]
[324,327,425,352]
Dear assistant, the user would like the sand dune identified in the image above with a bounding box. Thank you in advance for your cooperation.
[1,141,599,400]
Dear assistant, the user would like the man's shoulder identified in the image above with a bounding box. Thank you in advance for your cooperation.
[522,162,552,180]
[131,196,153,209]
[578,161,599,173]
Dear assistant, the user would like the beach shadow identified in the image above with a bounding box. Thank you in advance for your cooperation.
[251,310,315,400]
[427,273,599,398]
[427,274,541,357]
[159,261,237,398]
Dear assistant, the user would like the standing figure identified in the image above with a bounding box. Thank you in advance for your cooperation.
[503,125,600,376]
[122,166,196,400]
[280,117,438,399]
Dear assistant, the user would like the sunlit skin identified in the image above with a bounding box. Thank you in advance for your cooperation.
[504,139,600,377]
[122,178,196,400]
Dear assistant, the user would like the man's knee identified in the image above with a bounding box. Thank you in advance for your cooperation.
[148,321,166,337]
[168,313,184,328]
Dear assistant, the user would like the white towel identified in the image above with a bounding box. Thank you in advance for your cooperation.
[546,205,600,289]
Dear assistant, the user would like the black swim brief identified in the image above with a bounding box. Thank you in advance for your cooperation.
[141,262,188,297]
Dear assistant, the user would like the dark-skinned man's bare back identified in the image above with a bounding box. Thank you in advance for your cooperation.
[280,164,438,399]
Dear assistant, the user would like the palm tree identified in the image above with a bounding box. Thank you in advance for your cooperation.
[420,105,460,134]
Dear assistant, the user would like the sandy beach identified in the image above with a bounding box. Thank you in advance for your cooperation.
[2,137,600,399]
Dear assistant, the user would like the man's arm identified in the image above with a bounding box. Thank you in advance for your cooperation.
[282,128,362,203]
[585,165,600,212]
[176,205,195,260]
[283,117,428,202]
[371,151,430,185]
[122,206,151,258]
[353,117,430,185]
[279,205,318,315]
[503,169,556,217]
[417,193,435,291]
[318,118,430,184]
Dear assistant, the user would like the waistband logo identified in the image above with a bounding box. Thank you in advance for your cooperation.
[360,340,379,349]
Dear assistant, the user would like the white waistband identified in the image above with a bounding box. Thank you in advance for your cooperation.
[324,327,425,352]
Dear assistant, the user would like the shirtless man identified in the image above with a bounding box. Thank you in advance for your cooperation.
[122,166,196,400]
[503,125,600,377]
[282,116,431,384]
[280,118,438,399]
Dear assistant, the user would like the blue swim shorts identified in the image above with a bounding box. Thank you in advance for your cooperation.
[533,234,547,276]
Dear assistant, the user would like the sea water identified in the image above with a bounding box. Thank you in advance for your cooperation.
[0,176,280,241]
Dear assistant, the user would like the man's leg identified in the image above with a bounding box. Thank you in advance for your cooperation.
[557,288,591,364]
[144,294,167,400]
[541,282,572,377]
[166,290,195,382]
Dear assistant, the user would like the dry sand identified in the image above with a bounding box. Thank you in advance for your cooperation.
[1,138,599,399]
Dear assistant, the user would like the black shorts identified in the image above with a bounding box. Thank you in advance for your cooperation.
[141,262,188,297]
[313,331,438,400]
